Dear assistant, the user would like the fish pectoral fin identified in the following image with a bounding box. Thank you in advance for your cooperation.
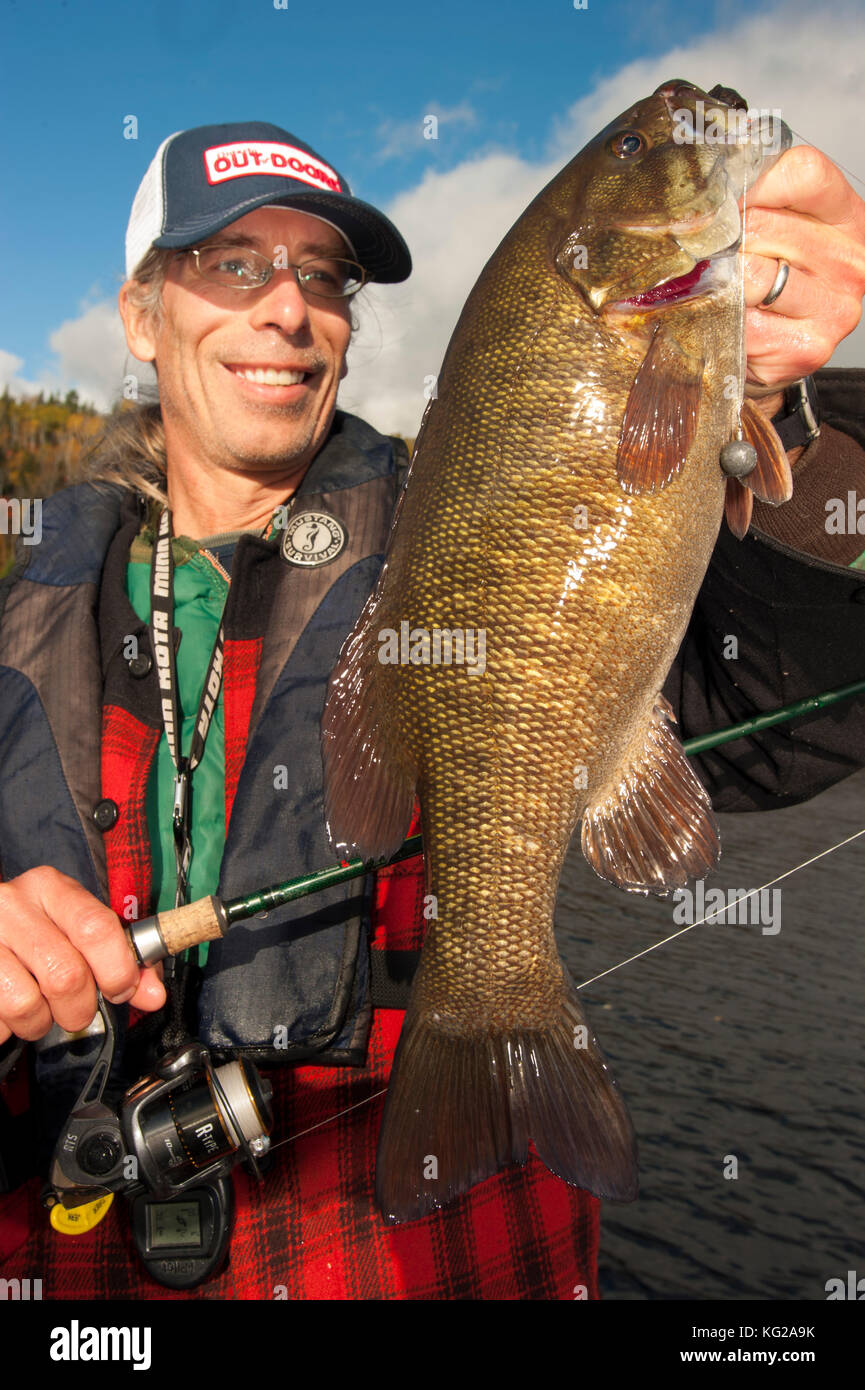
[616,325,704,494]
[724,475,754,539]
[581,694,720,895]
[375,977,638,1224]
[739,399,794,504]
[320,588,417,863]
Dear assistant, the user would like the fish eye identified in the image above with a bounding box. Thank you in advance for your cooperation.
[609,131,645,159]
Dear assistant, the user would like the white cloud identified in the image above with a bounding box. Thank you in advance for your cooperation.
[548,1,865,167]
[6,1,864,429]
[0,349,46,399]
[340,152,561,437]
[47,302,135,412]
[375,102,477,162]
[2,301,152,412]
[341,0,865,436]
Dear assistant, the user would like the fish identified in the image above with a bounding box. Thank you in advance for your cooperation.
[321,80,792,1223]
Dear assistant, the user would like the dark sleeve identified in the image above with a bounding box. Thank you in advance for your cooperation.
[389,435,412,495]
[663,368,865,812]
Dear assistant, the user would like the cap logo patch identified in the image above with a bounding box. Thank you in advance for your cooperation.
[203,141,341,191]
[280,511,347,567]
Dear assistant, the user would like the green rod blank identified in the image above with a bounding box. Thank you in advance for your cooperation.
[681,677,865,754]
[222,677,865,924]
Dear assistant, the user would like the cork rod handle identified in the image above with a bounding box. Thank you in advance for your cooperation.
[158,897,227,954]
[127,895,229,965]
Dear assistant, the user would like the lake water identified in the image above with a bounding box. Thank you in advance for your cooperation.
[555,765,865,1300]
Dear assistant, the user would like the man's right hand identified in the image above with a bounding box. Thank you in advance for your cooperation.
[0,867,166,1045]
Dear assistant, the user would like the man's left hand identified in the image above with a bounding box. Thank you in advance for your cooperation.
[741,145,865,402]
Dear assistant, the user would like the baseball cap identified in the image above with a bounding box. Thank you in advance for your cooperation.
[125,121,412,283]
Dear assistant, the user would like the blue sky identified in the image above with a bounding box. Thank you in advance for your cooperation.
[2,0,863,429]
[1,0,746,386]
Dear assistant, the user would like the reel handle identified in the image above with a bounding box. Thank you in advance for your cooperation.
[127,895,230,965]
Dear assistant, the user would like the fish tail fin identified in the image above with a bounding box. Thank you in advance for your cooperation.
[321,589,416,862]
[375,978,637,1223]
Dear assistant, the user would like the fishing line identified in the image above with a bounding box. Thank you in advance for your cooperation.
[788,127,865,193]
[264,1088,390,1155]
[577,823,865,991]
[737,169,748,435]
[261,825,865,1153]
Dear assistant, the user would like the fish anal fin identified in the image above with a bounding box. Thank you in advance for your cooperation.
[375,978,638,1223]
[616,326,704,494]
[740,400,793,504]
[581,694,720,895]
[321,589,416,863]
[724,475,754,539]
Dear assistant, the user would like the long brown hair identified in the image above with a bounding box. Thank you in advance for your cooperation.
[84,246,174,504]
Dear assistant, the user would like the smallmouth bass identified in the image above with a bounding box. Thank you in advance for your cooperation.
[322,80,791,1221]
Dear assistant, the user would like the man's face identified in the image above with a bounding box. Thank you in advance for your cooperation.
[120,207,354,479]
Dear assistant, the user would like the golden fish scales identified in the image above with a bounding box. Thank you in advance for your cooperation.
[369,245,731,983]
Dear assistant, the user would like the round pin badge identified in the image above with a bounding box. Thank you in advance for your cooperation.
[280,511,347,567]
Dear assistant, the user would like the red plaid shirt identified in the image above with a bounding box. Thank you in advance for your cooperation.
[0,625,601,1302]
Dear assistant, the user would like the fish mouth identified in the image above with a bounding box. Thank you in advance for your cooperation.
[609,241,739,311]
[593,154,744,314]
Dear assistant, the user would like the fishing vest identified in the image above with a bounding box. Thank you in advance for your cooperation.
[0,411,406,1129]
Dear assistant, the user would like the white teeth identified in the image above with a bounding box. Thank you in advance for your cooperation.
[235,368,306,385]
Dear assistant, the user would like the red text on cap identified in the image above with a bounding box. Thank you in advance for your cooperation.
[203,142,341,192]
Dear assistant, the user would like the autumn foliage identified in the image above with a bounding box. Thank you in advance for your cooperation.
[0,387,414,579]
[0,390,104,576]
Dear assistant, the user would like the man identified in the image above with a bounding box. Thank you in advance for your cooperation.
[0,117,863,1299]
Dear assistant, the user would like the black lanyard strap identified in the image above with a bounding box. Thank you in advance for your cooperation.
[149,507,226,908]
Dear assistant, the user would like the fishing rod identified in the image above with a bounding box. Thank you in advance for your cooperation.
[126,675,865,966]
[680,675,865,753]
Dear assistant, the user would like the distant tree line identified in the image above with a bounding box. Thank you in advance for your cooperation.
[0,389,103,575]
[0,388,414,578]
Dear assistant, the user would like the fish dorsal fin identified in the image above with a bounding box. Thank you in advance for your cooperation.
[581,694,720,894]
[724,475,754,539]
[616,325,704,494]
[739,399,793,504]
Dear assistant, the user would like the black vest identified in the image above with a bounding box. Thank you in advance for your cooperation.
[0,412,406,1141]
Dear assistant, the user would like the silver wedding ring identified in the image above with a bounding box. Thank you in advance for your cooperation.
[761,258,790,307]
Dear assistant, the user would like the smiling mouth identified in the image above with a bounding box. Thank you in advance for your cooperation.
[226,364,316,386]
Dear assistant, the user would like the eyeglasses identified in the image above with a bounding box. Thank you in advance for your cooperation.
[182,244,367,298]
